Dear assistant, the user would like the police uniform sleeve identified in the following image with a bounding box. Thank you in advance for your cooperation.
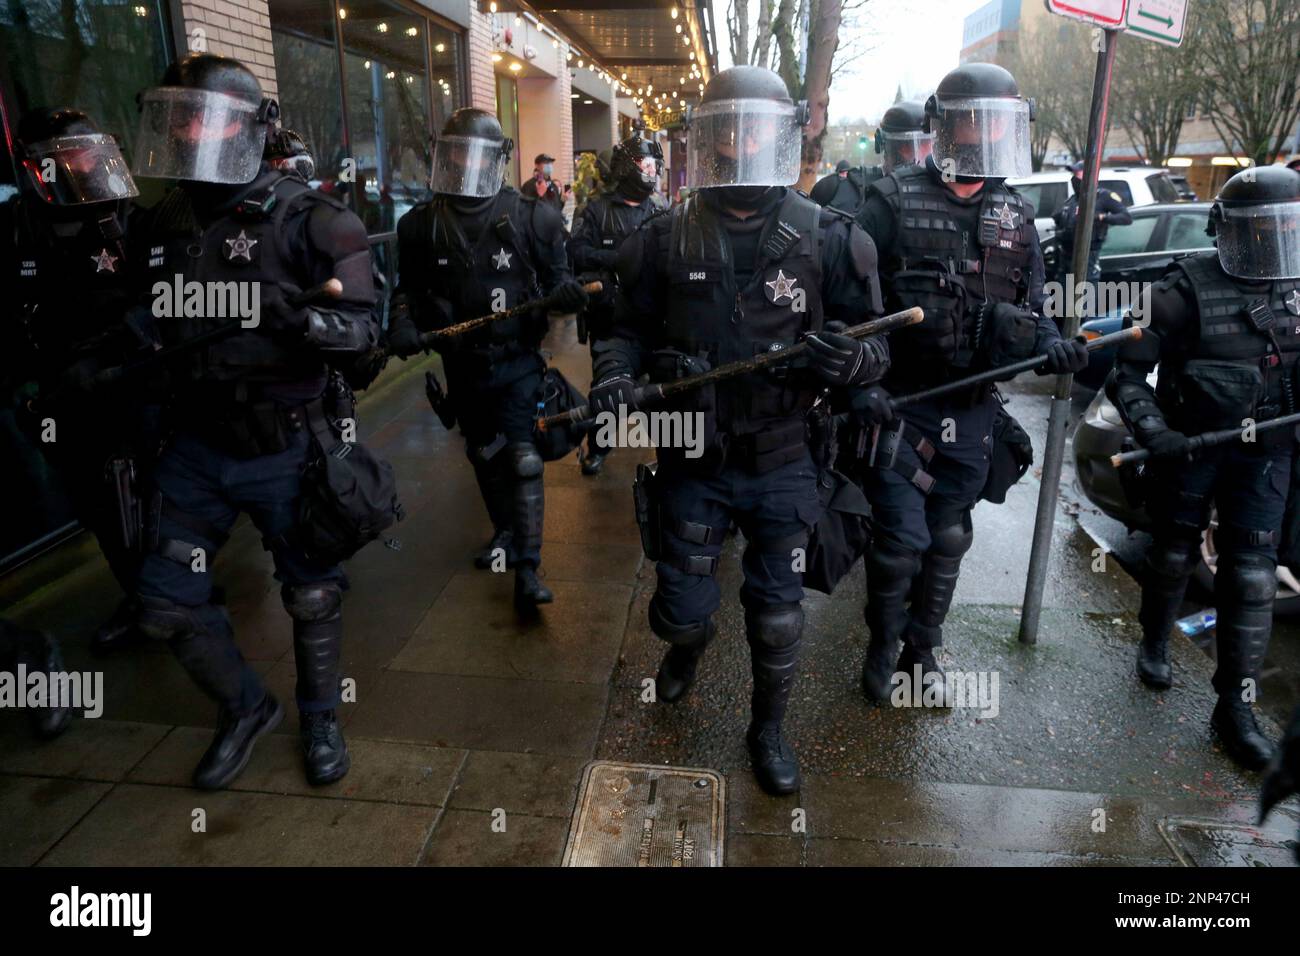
[568,202,614,273]
[820,214,883,323]
[854,191,897,259]
[1105,273,1193,437]
[296,201,380,352]
[527,199,574,293]
[592,220,660,381]
[1101,191,1132,227]
[1022,221,1062,350]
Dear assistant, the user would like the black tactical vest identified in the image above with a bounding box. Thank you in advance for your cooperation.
[1165,252,1300,425]
[414,189,544,353]
[660,189,825,445]
[143,171,344,388]
[589,193,655,251]
[10,199,133,380]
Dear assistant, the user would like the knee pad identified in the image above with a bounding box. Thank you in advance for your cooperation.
[866,538,922,584]
[648,598,713,647]
[507,441,544,479]
[928,515,974,560]
[1147,536,1200,579]
[744,603,804,650]
[1220,554,1277,605]
[281,583,343,623]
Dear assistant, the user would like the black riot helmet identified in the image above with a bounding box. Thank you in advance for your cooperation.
[429,108,513,198]
[133,53,277,184]
[875,99,932,175]
[610,133,663,201]
[924,63,1032,180]
[15,107,138,206]
[266,127,315,181]
[596,147,614,183]
[1208,165,1300,280]
[687,65,808,197]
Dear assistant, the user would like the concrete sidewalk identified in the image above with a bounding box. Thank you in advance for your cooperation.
[1,319,1296,866]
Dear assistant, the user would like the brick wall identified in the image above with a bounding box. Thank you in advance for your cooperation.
[466,9,497,114]
[179,0,278,100]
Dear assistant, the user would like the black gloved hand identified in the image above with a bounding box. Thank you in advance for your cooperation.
[588,374,638,416]
[805,329,884,387]
[1139,427,1191,459]
[550,279,590,313]
[849,386,895,427]
[386,321,424,358]
[1038,336,1090,375]
[56,357,104,395]
[258,283,310,335]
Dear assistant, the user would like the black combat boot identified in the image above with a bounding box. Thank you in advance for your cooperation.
[897,522,971,709]
[139,596,277,790]
[1258,708,1300,859]
[649,602,713,703]
[579,440,611,476]
[286,584,350,785]
[514,564,554,607]
[13,627,73,740]
[1210,555,1277,771]
[746,605,804,796]
[193,694,285,790]
[91,596,143,655]
[472,460,515,569]
[1135,538,1197,690]
[862,542,919,702]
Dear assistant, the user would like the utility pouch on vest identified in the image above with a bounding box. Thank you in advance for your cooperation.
[982,303,1039,370]
[533,366,588,462]
[803,467,873,595]
[868,419,936,494]
[891,267,968,364]
[633,461,662,561]
[290,399,404,566]
[1174,360,1263,432]
[980,403,1034,504]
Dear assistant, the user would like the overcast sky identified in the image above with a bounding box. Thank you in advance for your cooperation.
[717,0,987,125]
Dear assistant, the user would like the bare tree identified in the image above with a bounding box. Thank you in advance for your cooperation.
[798,0,843,188]
[1110,27,1202,165]
[1189,0,1300,167]
[1008,19,1103,168]
[753,0,775,67]
[727,0,751,66]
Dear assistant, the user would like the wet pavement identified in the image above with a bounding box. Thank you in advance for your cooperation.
[1,318,1296,866]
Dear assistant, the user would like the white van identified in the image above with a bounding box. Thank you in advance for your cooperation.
[1005,166,1183,241]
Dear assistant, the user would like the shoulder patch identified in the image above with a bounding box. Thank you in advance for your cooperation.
[1109,191,1123,203]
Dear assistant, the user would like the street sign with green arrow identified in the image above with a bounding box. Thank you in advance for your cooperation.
[1125,0,1187,46]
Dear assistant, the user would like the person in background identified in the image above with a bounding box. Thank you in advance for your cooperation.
[528,152,565,212]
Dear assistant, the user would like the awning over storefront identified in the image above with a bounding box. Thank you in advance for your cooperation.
[477,0,717,126]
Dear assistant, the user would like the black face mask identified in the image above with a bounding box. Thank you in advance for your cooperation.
[617,175,653,202]
[449,193,495,215]
[713,184,771,210]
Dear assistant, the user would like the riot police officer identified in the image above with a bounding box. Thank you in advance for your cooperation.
[568,132,663,475]
[390,109,589,608]
[130,54,380,789]
[593,66,888,795]
[852,63,1087,704]
[1107,166,1300,770]
[0,108,154,654]
[1053,160,1132,285]
[875,100,933,177]
[810,159,868,214]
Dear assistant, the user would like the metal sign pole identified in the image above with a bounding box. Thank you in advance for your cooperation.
[1019,26,1121,644]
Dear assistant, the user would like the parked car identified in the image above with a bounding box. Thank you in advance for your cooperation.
[1008,166,1184,242]
[1073,378,1300,614]
[1042,203,1215,359]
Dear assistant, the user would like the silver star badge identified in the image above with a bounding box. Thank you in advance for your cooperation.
[993,202,1019,229]
[224,230,259,262]
[90,248,118,273]
[492,247,512,271]
[765,269,798,304]
[1286,289,1300,317]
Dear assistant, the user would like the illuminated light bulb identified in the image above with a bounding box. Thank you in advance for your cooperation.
[577,58,584,67]
[385,70,395,79]
[491,53,502,62]
[435,43,445,52]
[682,35,690,46]
[338,7,346,18]
[363,60,370,68]
[671,6,678,18]
[406,26,417,36]
[376,21,388,32]
[489,1,496,12]
[509,61,522,71]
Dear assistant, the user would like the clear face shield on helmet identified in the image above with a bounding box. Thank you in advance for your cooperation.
[687,98,803,189]
[878,130,934,175]
[930,95,1031,179]
[636,154,661,187]
[133,87,266,183]
[21,133,139,205]
[429,135,509,198]
[1216,201,1300,280]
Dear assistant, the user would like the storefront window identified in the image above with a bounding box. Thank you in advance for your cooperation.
[0,0,171,157]
[339,0,434,234]
[269,0,348,198]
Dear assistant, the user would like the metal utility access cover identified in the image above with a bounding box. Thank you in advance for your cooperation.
[1158,816,1299,867]
[562,761,725,867]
